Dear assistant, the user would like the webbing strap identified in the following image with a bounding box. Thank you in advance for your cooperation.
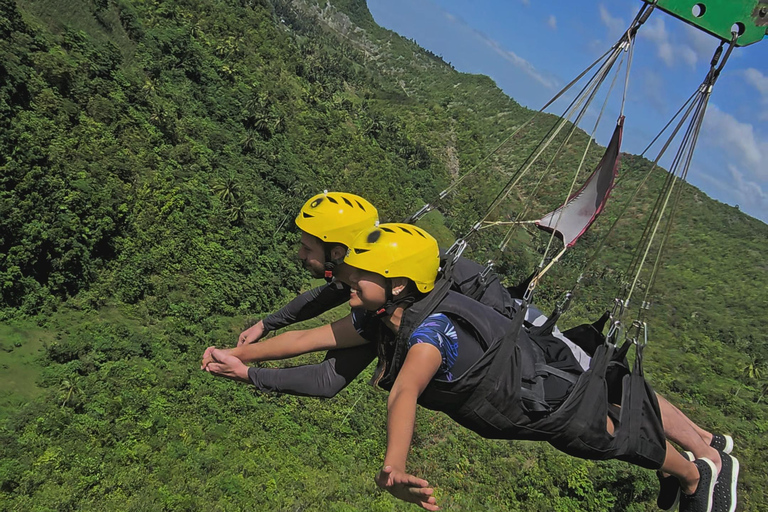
[535,364,580,384]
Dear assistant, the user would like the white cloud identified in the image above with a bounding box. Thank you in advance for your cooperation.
[683,24,718,62]
[640,70,668,114]
[677,45,698,68]
[481,37,559,89]
[547,15,557,30]
[743,68,768,97]
[743,68,768,120]
[640,18,698,69]
[702,104,768,180]
[599,5,625,38]
[695,164,768,221]
[641,18,673,66]
[727,165,768,216]
[435,4,558,91]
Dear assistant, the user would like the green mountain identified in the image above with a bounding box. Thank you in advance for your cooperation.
[1,0,766,509]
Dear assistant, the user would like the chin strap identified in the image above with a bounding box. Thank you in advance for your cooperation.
[374,281,417,317]
[323,244,338,282]
[323,262,335,282]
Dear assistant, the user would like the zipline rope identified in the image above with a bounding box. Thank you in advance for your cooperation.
[405,4,656,226]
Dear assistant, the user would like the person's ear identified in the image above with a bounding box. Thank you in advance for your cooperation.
[329,244,347,263]
[391,277,408,296]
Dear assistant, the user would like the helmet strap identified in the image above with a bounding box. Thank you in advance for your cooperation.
[375,280,416,317]
[323,263,335,282]
[322,243,340,283]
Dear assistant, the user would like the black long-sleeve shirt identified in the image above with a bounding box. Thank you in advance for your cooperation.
[261,282,349,332]
[249,281,376,397]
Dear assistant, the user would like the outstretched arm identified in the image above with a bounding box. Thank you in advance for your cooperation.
[202,314,367,369]
[375,344,442,511]
[239,283,349,346]
[247,344,377,398]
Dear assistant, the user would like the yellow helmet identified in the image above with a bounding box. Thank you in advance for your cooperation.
[295,192,379,247]
[345,223,440,293]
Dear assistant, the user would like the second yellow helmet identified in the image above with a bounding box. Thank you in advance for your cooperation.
[344,223,440,293]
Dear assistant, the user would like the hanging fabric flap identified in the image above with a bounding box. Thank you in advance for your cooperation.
[506,270,536,299]
[560,311,610,356]
[536,117,624,248]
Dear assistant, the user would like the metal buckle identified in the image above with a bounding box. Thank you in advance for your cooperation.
[406,203,433,224]
[479,261,494,280]
[446,238,468,262]
[557,292,573,315]
[606,320,622,347]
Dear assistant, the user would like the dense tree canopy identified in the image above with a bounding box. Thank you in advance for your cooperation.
[1,0,766,510]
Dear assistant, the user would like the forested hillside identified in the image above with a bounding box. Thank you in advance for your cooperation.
[1,0,766,510]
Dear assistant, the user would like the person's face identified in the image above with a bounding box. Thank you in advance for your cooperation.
[347,266,388,310]
[297,231,326,279]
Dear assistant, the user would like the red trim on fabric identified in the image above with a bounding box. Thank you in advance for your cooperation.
[536,116,624,247]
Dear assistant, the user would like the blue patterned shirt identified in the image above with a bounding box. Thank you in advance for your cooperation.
[350,309,460,381]
[408,313,459,381]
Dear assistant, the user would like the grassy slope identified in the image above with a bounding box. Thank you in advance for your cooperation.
[0,322,49,418]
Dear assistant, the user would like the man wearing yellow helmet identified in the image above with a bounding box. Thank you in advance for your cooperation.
[294,191,381,281]
[203,222,734,512]
[230,191,379,397]
[208,189,516,401]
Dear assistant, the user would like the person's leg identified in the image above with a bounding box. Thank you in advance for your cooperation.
[660,441,700,495]
[606,414,713,509]
[657,394,714,442]
[657,394,721,473]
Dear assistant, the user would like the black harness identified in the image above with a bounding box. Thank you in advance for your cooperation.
[372,258,667,469]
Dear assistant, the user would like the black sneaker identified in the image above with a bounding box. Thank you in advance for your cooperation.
[711,451,739,512]
[709,434,733,454]
[656,451,694,510]
[679,458,717,512]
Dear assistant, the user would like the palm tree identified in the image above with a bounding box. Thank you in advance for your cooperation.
[743,358,764,381]
[272,112,286,134]
[213,173,240,205]
[60,378,78,408]
[242,129,258,153]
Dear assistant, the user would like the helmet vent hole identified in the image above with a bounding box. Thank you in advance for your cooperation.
[342,197,354,207]
[367,230,382,243]
[327,195,339,204]
[302,212,314,218]
[356,200,366,211]
[380,227,395,233]
[354,248,370,255]
[399,227,413,235]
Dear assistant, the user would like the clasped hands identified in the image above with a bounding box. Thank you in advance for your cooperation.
[200,346,250,382]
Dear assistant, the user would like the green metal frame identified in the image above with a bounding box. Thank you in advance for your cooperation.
[646,0,767,46]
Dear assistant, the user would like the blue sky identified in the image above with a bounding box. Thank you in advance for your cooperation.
[367,0,768,222]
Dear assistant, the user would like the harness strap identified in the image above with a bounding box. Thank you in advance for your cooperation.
[520,387,551,414]
[534,364,579,384]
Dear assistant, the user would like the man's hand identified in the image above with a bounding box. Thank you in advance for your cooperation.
[202,348,250,382]
[238,320,268,346]
[375,466,439,511]
[200,345,221,370]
